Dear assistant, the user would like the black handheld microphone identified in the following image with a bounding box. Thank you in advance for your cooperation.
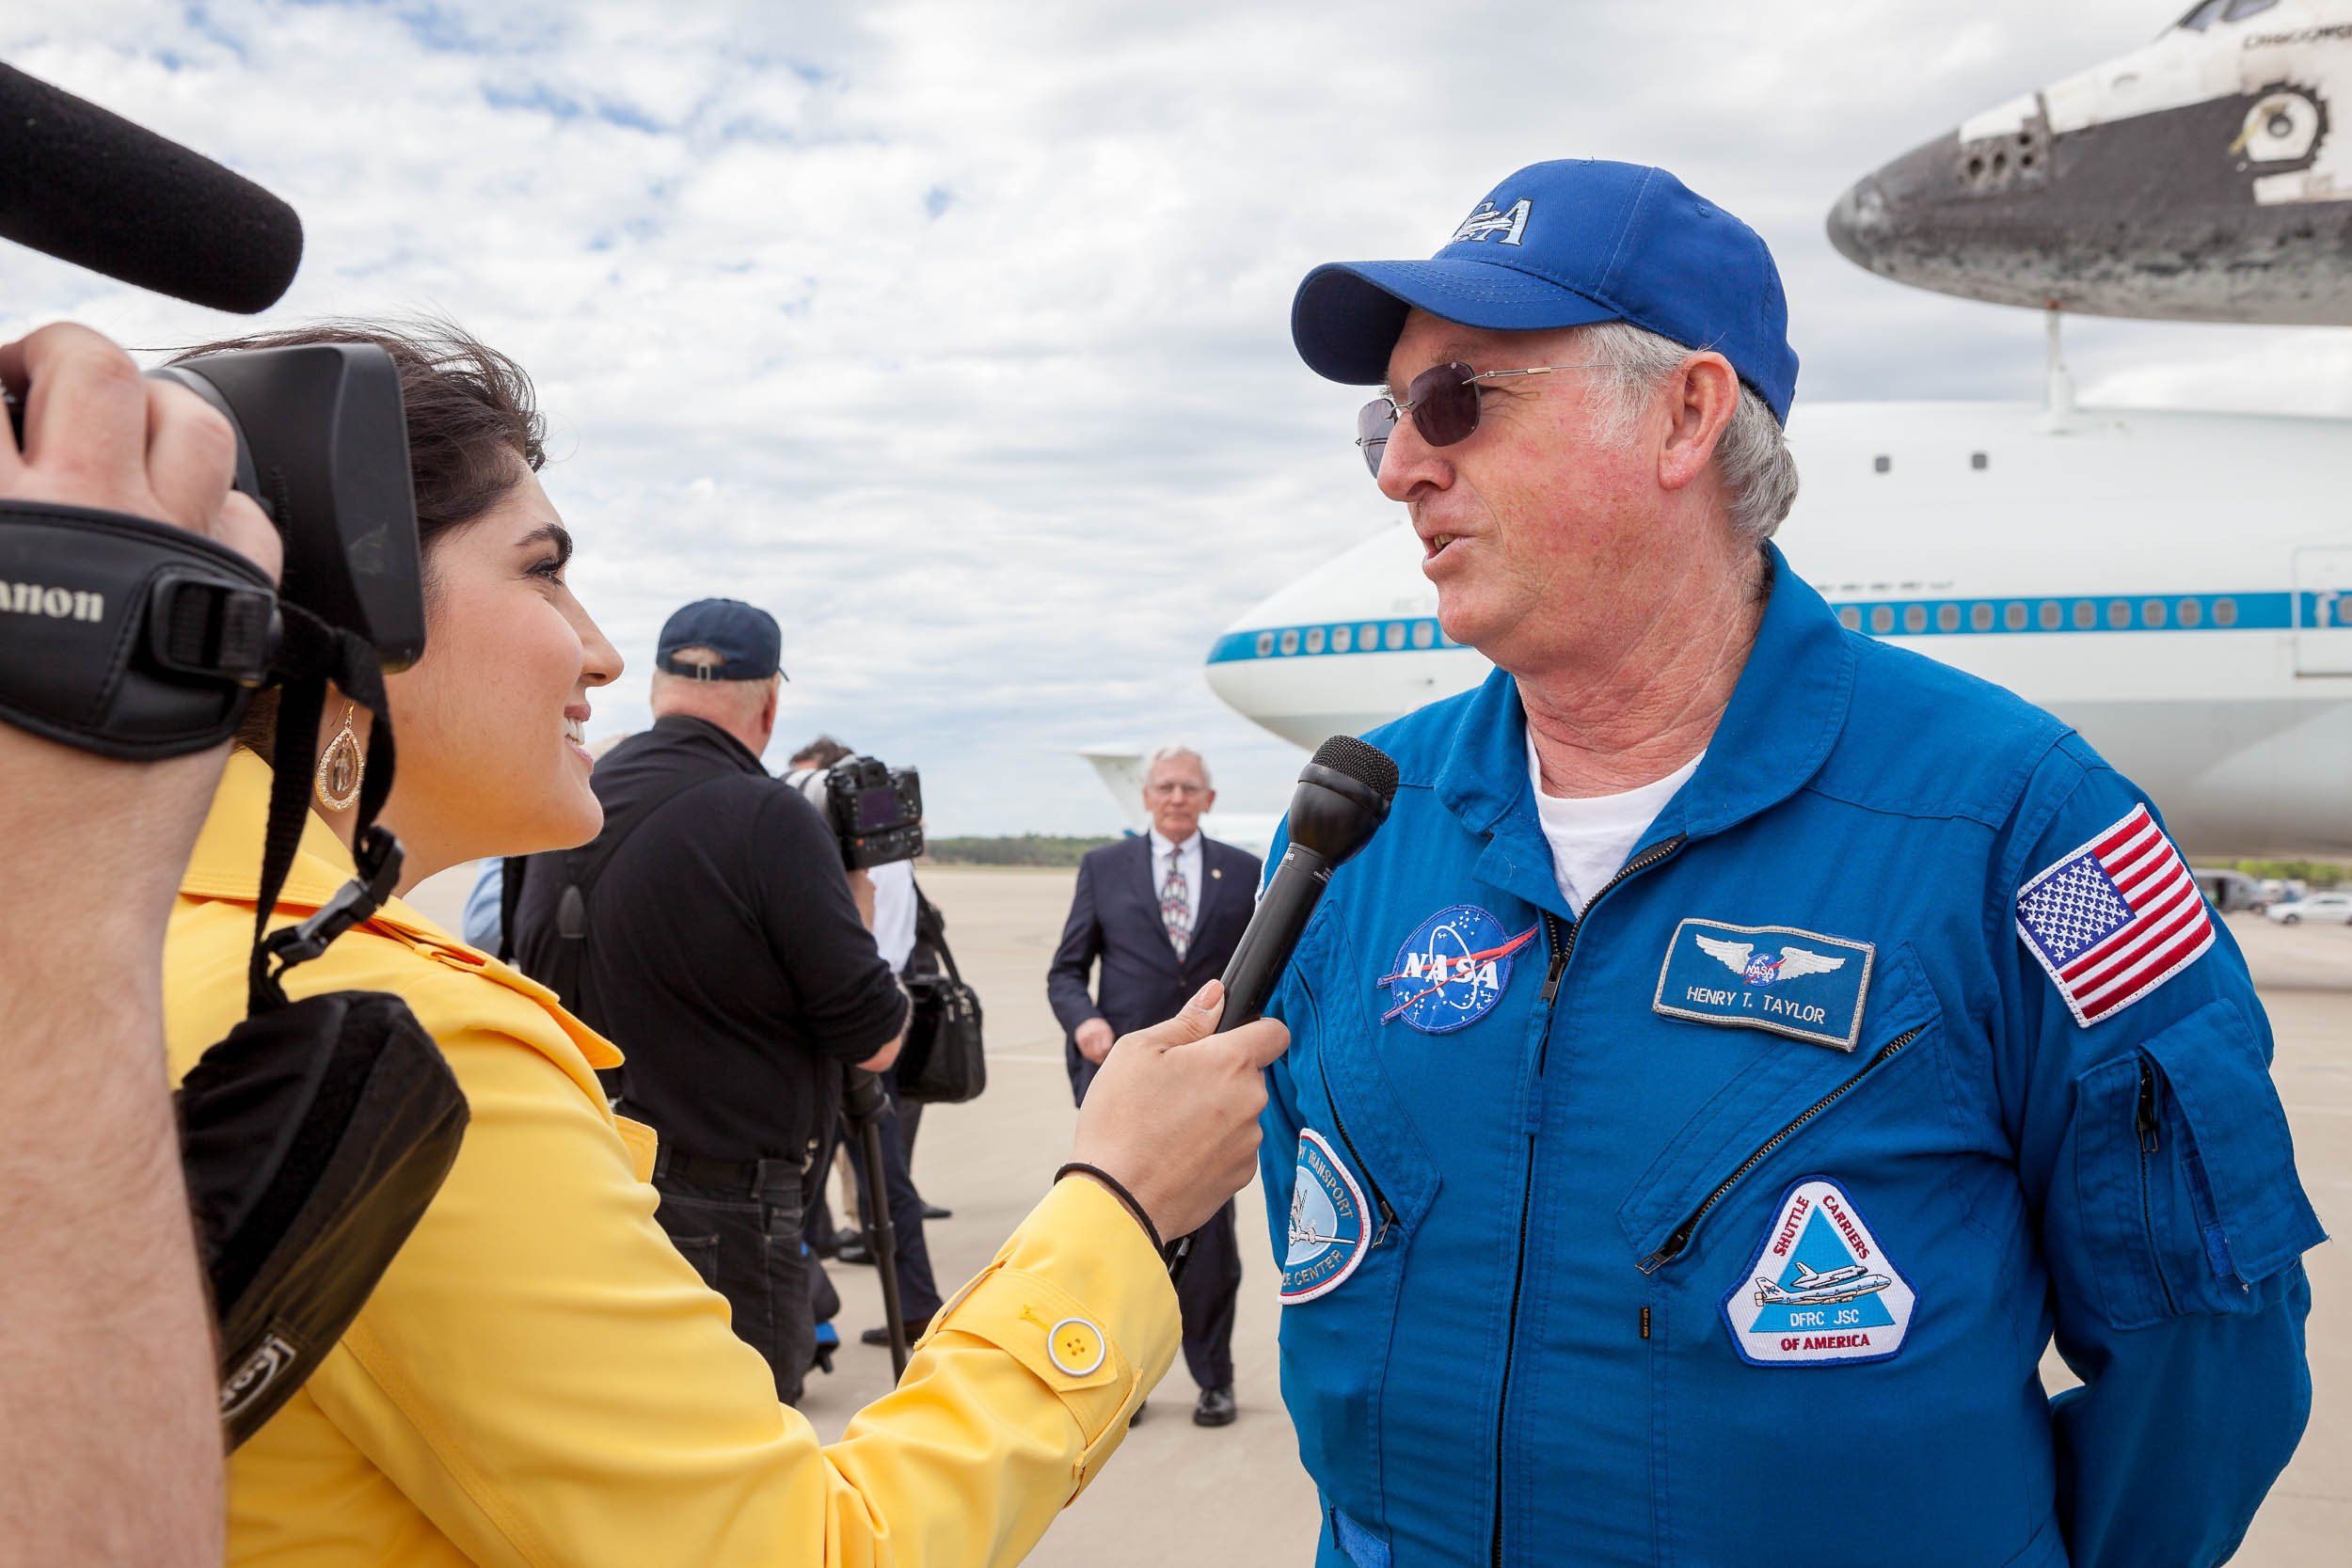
[0,63,303,313]
[1216,735,1400,1032]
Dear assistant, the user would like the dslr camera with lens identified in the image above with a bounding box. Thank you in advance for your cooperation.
[822,755,926,869]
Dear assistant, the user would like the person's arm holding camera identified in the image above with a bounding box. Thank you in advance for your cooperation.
[0,323,282,1563]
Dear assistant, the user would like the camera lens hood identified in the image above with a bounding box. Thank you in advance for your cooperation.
[0,498,278,759]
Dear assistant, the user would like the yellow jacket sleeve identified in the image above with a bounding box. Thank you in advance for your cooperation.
[262,1022,1177,1568]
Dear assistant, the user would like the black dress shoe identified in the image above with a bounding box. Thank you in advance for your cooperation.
[860,1320,930,1347]
[1193,1386,1236,1427]
[835,1233,874,1266]
[919,1200,953,1221]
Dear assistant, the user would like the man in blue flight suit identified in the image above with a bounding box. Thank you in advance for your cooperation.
[1259,158,2324,1568]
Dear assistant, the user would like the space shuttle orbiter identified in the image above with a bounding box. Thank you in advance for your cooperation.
[1827,0,2352,325]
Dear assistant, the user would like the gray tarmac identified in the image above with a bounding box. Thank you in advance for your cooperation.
[407,865,2345,1564]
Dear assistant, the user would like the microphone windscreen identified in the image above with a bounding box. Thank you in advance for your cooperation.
[1309,733,1399,803]
[0,64,302,313]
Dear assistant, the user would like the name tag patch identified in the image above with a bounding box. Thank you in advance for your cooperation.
[1280,1130,1370,1304]
[1378,903,1538,1034]
[1722,1177,1916,1367]
[1652,918,1875,1051]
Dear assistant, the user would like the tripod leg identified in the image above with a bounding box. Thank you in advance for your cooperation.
[858,1119,908,1379]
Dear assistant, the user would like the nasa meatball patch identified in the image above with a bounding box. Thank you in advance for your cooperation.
[1378,904,1539,1033]
[1280,1130,1371,1304]
[1653,918,1875,1051]
[1723,1177,1916,1367]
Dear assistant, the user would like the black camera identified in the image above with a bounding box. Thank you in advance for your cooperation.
[823,756,926,869]
[0,341,421,758]
[157,343,425,667]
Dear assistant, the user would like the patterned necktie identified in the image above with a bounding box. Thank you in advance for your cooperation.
[1161,841,1191,962]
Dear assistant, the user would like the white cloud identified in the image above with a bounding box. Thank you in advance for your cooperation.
[6,0,2333,830]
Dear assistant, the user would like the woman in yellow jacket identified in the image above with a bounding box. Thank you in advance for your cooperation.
[161,321,1288,1568]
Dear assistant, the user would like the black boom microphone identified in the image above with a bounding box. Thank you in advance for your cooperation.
[0,63,302,313]
[1216,735,1400,1031]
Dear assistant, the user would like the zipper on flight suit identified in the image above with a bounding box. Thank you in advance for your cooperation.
[2136,1058,2179,1316]
[1311,985,1397,1247]
[1490,835,1686,1568]
[1634,1025,1924,1275]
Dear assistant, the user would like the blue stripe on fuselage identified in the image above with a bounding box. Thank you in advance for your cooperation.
[1205,590,2314,665]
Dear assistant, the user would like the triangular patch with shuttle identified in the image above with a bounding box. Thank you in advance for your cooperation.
[1721,1177,1916,1367]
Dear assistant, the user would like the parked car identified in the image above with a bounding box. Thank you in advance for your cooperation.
[2265,893,2352,926]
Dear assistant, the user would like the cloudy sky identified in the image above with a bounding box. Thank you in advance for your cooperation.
[8,0,2347,832]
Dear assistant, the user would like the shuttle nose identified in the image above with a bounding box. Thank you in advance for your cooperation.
[1823,132,1976,282]
[1824,173,1891,271]
[1822,87,2068,310]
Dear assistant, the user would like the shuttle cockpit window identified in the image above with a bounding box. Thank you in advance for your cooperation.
[2179,0,2280,29]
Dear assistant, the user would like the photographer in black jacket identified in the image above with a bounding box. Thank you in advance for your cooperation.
[510,598,906,1402]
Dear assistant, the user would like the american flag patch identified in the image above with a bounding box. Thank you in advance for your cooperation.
[2015,803,2215,1027]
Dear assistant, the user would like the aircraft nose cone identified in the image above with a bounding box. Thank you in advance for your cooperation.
[1825,175,1889,269]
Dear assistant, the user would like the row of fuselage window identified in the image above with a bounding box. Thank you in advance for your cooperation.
[1240,594,2260,661]
[1834,596,2244,637]
[1252,621,1451,657]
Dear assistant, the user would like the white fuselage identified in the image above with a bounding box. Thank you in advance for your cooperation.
[1204,401,2352,857]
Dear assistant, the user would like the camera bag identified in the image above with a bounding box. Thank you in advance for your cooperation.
[896,883,986,1104]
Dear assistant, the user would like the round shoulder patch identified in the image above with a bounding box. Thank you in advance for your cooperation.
[1280,1130,1371,1304]
[1378,903,1539,1034]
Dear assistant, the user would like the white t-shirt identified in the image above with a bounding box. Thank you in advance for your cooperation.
[1526,727,1703,915]
[868,858,918,972]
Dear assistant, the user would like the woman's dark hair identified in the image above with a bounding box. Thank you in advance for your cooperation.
[171,319,545,751]
[169,317,546,565]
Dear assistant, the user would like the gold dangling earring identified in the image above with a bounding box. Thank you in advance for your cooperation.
[315,703,364,813]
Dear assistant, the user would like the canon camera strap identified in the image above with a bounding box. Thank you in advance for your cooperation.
[245,602,402,1012]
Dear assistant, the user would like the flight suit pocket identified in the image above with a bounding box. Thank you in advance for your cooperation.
[2073,999,2326,1328]
[1618,942,1947,1271]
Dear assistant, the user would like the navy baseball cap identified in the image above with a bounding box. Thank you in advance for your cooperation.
[656,598,785,681]
[1292,160,1798,423]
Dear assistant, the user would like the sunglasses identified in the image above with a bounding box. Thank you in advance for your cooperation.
[1354,361,1602,479]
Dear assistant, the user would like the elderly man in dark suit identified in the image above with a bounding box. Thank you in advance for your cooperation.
[1049,745,1262,1428]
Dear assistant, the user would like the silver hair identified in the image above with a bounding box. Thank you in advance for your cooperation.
[1145,745,1212,789]
[1575,321,1801,544]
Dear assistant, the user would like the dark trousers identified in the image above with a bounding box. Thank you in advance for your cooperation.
[1070,1048,1239,1391]
[654,1160,821,1405]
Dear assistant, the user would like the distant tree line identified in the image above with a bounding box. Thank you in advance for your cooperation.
[924,834,1120,867]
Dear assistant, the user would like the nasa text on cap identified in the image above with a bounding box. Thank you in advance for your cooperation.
[1291,159,1798,424]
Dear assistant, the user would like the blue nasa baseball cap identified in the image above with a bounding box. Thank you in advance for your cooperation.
[657,597,785,681]
[1292,160,1799,423]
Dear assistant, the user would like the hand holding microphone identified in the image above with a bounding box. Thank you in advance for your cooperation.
[1070,979,1287,1243]
[1070,736,1398,1249]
